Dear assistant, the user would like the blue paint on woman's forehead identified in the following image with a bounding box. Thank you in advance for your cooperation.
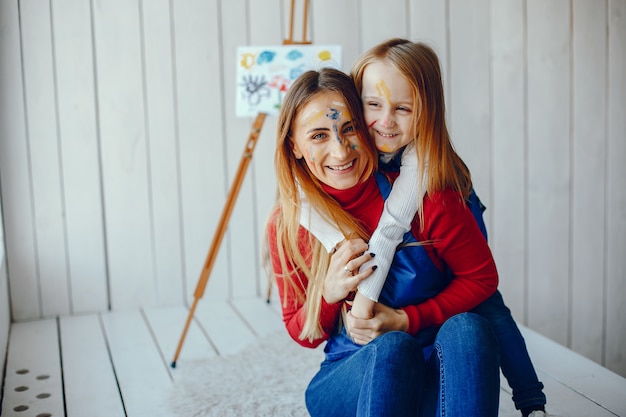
[326,108,341,120]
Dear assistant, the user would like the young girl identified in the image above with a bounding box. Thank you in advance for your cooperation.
[347,38,552,417]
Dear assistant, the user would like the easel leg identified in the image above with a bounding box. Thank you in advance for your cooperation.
[171,113,266,368]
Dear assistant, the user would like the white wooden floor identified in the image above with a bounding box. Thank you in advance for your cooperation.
[1,297,625,417]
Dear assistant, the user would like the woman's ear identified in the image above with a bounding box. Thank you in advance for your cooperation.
[292,144,303,159]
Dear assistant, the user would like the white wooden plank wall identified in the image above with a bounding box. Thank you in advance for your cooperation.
[0,0,624,378]
[0,200,9,393]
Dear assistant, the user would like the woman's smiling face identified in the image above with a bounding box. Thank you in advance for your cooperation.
[291,91,368,190]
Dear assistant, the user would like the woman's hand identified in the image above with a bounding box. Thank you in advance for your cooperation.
[323,239,374,304]
[345,303,409,345]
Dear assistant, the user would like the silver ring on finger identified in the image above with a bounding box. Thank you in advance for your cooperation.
[344,265,353,276]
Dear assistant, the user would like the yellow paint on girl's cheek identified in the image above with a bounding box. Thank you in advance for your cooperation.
[375,79,392,106]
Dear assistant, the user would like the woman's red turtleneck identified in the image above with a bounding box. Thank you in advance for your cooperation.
[268,174,498,348]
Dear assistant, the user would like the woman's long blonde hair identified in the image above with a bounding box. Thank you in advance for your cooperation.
[270,68,378,341]
[351,38,472,212]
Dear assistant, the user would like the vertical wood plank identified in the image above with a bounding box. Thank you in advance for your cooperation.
[172,0,230,303]
[92,0,156,309]
[248,2,284,302]
[310,0,361,70]
[141,0,185,305]
[0,204,9,390]
[0,0,40,320]
[409,0,448,52]
[448,0,492,225]
[221,0,265,300]
[60,315,126,417]
[409,0,450,107]
[52,0,109,314]
[20,0,71,316]
[570,0,607,363]
[491,0,527,319]
[360,0,409,49]
[252,120,277,303]
[606,0,626,377]
[526,0,571,344]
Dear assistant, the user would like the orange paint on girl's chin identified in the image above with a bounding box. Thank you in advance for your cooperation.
[378,143,392,152]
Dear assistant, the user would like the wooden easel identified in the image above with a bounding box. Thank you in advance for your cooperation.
[170,0,311,368]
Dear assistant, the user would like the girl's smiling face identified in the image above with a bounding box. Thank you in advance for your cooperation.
[291,91,368,190]
[361,60,415,154]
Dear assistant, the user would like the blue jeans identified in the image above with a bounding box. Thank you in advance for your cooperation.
[305,313,500,417]
[472,290,546,410]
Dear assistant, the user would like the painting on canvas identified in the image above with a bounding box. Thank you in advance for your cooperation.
[236,45,342,117]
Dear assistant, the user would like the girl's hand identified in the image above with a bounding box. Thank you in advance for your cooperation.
[323,239,374,304]
[345,303,409,345]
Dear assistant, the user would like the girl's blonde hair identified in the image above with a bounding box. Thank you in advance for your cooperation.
[270,68,378,341]
[351,38,472,212]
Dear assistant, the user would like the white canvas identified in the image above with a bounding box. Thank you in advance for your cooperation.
[236,45,342,117]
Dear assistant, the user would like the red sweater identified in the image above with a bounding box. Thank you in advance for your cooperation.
[267,175,498,348]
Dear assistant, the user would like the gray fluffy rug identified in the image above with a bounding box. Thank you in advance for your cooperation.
[169,332,324,417]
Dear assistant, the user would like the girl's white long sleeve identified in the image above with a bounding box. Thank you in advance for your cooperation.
[357,145,423,301]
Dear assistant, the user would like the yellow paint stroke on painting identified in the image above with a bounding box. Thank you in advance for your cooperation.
[375,79,392,105]
[240,52,257,69]
[318,50,332,61]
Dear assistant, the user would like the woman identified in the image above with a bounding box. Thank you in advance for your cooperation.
[265,67,500,416]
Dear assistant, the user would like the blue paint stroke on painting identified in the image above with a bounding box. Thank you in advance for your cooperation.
[286,50,303,61]
[290,64,305,80]
[257,50,276,64]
